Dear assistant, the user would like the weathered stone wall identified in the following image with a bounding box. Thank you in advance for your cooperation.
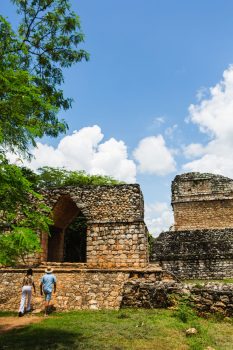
[121,280,233,316]
[2,268,233,315]
[172,173,233,231]
[0,269,129,311]
[38,185,149,268]
[41,185,144,223]
[173,200,233,231]
[151,173,233,279]
[0,267,171,311]
[151,229,233,279]
[87,222,148,268]
[189,283,233,316]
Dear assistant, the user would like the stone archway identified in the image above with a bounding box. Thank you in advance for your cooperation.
[47,195,87,262]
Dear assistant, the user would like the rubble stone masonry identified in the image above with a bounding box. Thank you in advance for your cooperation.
[39,185,149,268]
[151,172,233,279]
[151,229,233,279]
[122,279,233,317]
[0,266,171,311]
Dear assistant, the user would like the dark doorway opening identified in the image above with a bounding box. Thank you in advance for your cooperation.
[64,215,87,262]
[47,195,87,263]
[47,226,64,262]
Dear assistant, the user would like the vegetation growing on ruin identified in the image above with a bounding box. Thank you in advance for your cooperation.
[34,166,124,187]
[0,163,122,265]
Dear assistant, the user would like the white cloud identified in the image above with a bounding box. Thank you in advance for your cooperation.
[133,135,176,175]
[10,125,137,183]
[183,143,206,159]
[153,116,165,125]
[183,65,233,177]
[196,86,209,102]
[145,202,174,237]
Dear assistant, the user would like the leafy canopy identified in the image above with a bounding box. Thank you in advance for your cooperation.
[0,157,52,265]
[0,0,88,265]
[0,0,89,156]
[35,167,124,187]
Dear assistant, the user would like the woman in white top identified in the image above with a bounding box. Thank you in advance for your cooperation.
[18,268,36,317]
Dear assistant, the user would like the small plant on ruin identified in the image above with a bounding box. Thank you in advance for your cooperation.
[148,232,155,257]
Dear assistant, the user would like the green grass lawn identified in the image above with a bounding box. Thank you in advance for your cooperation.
[0,308,233,350]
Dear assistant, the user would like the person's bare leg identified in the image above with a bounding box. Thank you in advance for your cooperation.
[44,300,50,315]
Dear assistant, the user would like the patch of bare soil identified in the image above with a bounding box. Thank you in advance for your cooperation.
[0,315,43,333]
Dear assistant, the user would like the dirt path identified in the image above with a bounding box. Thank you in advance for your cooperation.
[0,315,43,333]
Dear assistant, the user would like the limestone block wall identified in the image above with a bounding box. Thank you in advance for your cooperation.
[87,222,148,268]
[173,200,233,231]
[38,184,149,269]
[151,229,233,279]
[0,267,171,311]
[0,269,129,311]
[172,173,233,231]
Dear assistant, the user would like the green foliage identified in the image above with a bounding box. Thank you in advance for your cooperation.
[0,157,52,265]
[0,0,88,264]
[147,232,155,256]
[36,166,124,187]
[0,0,89,156]
[0,228,41,266]
[175,303,197,323]
[0,162,121,265]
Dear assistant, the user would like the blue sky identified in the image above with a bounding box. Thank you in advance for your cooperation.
[3,1,233,235]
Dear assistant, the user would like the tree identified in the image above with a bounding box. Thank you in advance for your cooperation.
[0,164,123,265]
[0,0,89,265]
[35,167,124,187]
[0,0,89,156]
[0,157,52,265]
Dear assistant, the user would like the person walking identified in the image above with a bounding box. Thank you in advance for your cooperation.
[40,266,56,316]
[18,268,36,317]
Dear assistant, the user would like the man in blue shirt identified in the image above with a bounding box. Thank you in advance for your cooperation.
[40,266,57,316]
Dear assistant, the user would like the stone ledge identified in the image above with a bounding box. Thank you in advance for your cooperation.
[0,265,163,274]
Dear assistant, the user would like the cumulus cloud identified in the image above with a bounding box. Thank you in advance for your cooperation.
[133,135,176,175]
[183,65,233,177]
[145,202,174,237]
[11,125,137,183]
[183,143,206,159]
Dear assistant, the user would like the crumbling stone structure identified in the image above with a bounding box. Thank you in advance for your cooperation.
[0,184,155,311]
[0,267,172,311]
[2,175,233,312]
[39,184,149,269]
[151,173,233,279]
[122,279,233,316]
[172,172,233,231]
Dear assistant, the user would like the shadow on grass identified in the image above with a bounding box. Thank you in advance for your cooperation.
[0,326,84,350]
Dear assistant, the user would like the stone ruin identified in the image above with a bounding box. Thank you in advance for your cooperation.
[39,184,149,268]
[1,184,170,311]
[151,172,233,279]
[1,173,233,314]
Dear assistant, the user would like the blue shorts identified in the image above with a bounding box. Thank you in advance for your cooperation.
[44,291,52,301]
